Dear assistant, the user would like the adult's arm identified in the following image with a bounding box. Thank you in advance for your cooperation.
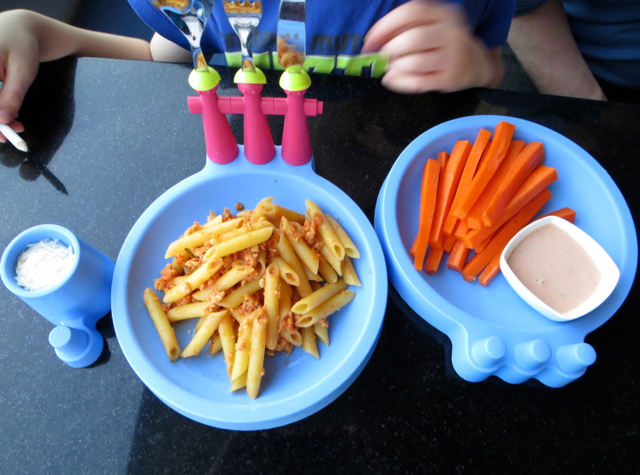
[507,0,606,100]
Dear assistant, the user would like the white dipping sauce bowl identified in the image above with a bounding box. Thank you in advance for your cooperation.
[500,216,620,322]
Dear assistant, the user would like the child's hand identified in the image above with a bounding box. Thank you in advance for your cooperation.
[0,10,41,127]
[362,0,504,94]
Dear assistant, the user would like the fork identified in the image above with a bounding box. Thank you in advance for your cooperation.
[149,0,214,72]
[223,0,262,71]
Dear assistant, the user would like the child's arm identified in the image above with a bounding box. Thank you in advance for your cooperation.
[0,9,152,128]
[150,33,192,63]
[361,0,504,94]
[507,0,606,100]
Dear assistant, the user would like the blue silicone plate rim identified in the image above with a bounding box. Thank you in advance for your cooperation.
[111,149,387,430]
[375,115,637,387]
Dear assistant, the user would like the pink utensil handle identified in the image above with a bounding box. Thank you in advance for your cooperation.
[237,83,276,165]
[281,89,312,166]
[189,87,239,164]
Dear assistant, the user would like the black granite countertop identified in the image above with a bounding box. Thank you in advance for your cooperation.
[1,57,638,474]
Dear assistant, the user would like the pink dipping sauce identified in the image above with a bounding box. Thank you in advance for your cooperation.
[506,223,601,314]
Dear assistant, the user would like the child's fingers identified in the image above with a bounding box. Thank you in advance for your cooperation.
[362,0,463,53]
[0,120,25,143]
[376,23,450,59]
[0,55,39,124]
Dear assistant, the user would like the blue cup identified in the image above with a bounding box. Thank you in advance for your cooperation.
[1,224,114,367]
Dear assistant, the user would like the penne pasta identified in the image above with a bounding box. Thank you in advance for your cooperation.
[204,213,223,227]
[163,258,223,303]
[268,256,300,286]
[164,218,242,258]
[291,280,349,314]
[218,278,262,308]
[274,231,313,297]
[341,256,362,286]
[295,290,356,328]
[320,241,343,276]
[300,326,319,358]
[314,321,330,347]
[306,199,345,262]
[207,220,274,248]
[324,214,360,258]
[192,265,254,301]
[254,249,267,278]
[143,288,181,361]
[246,310,268,399]
[218,312,236,379]
[166,301,210,322]
[181,310,227,358]
[146,197,361,399]
[231,316,253,384]
[209,332,223,355]
[318,258,338,284]
[281,216,320,274]
[207,227,273,259]
[263,262,280,351]
[254,201,306,224]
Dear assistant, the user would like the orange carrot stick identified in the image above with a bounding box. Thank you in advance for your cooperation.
[429,140,472,249]
[447,240,470,272]
[451,121,516,220]
[413,159,440,271]
[443,129,492,236]
[443,232,457,253]
[466,139,526,229]
[453,218,469,240]
[463,165,558,250]
[437,151,449,179]
[537,207,577,223]
[478,207,577,287]
[474,233,492,253]
[461,188,552,282]
[482,141,545,227]
[478,253,501,287]
[425,247,445,274]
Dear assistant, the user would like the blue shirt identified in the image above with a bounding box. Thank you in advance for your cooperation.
[129,0,514,77]
[515,0,640,88]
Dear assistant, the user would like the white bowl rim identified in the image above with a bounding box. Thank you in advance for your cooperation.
[500,216,621,322]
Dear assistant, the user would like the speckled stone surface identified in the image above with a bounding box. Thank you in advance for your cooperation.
[1,57,638,475]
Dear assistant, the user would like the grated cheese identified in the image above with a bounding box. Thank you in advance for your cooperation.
[15,239,76,291]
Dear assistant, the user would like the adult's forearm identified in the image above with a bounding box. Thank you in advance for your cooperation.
[507,0,606,100]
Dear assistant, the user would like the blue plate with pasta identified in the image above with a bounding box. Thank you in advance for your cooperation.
[374,115,637,387]
[111,147,387,430]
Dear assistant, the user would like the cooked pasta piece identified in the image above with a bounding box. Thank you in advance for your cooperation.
[274,231,313,297]
[291,280,349,314]
[295,290,356,328]
[181,310,227,357]
[165,218,242,258]
[263,262,281,351]
[143,288,180,361]
[341,256,361,286]
[218,278,262,309]
[166,301,210,322]
[207,227,273,259]
[246,310,268,399]
[163,258,223,303]
[300,326,319,358]
[218,312,236,379]
[324,214,360,258]
[306,200,345,261]
[281,216,320,274]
